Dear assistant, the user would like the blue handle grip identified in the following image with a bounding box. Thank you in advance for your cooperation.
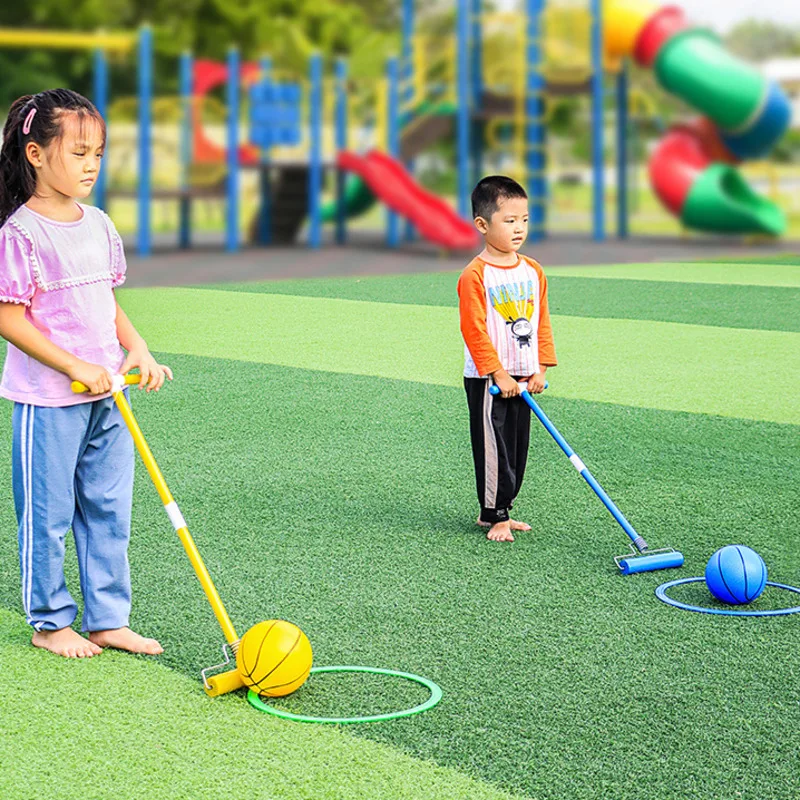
[488,380,548,396]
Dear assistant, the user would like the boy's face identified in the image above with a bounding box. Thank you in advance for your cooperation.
[475,196,529,253]
[26,112,105,201]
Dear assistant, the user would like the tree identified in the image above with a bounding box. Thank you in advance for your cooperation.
[726,20,800,62]
[0,0,398,108]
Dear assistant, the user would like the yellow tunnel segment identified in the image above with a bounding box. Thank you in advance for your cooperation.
[603,0,659,62]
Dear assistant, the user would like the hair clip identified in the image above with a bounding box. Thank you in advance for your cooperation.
[22,108,37,135]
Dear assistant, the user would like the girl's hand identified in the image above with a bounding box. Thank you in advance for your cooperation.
[527,372,547,394]
[120,348,173,392]
[69,361,113,395]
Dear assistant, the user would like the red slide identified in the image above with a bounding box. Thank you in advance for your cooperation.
[337,150,480,250]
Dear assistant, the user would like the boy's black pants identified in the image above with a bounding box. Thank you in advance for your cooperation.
[464,377,531,524]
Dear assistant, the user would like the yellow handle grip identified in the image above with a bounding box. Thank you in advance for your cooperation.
[71,373,141,394]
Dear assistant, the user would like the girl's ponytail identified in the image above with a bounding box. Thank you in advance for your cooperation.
[0,96,38,228]
[0,89,106,227]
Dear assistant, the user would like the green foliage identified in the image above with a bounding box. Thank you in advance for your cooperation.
[0,0,398,107]
[725,20,800,61]
[772,128,800,164]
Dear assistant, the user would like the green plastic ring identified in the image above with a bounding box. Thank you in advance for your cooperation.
[246,665,443,724]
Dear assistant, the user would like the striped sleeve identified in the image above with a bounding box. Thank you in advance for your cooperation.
[457,260,503,376]
[531,259,557,367]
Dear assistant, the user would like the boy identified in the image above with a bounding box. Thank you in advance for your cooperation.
[457,176,556,543]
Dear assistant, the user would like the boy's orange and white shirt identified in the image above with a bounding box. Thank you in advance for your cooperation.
[457,253,557,378]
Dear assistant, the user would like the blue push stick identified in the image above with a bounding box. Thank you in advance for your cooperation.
[489,382,648,553]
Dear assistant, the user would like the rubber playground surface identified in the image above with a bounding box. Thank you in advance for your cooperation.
[1,255,799,799]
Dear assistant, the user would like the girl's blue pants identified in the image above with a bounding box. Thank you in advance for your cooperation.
[12,395,134,632]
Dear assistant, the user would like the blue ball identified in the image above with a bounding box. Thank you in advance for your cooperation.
[705,545,767,605]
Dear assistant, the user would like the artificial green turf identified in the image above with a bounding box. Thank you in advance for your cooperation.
[199,273,800,332]
[115,287,800,424]
[0,608,522,800]
[1,354,799,800]
[693,253,800,267]
[546,262,800,287]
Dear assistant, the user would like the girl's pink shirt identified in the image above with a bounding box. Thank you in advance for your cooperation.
[0,203,126,407]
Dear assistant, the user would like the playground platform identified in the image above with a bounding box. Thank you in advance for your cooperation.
[121,231,800,288]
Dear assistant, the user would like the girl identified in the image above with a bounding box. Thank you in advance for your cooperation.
[0,89,172,658]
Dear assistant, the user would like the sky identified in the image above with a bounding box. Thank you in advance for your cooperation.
[495,1,800,33]
[678,0,800,33]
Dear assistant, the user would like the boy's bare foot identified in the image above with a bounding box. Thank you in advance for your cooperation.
[32,627,103,658]
[486,521,515,542]
[477,517,531,532]
[88,627,164,655]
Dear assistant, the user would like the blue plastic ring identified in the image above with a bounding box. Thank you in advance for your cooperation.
[656,577,800,616]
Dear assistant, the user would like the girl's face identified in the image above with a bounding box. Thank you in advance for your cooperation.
[475,196,529,253]
[25,112,104,201]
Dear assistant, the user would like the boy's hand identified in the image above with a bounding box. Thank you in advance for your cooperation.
[492,370,521,399]
[68,361,112,395]
[120,347,173,392]
[527,372,547,394]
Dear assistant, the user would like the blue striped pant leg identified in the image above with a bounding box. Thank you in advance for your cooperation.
[12,402,89,631]
[73,394,134,632]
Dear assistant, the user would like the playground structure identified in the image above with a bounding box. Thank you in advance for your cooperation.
[0,1,792,257]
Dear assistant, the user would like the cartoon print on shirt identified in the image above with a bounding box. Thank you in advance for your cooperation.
[488,280,537,347]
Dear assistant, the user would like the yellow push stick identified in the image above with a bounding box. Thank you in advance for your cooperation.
[72,374,245,695]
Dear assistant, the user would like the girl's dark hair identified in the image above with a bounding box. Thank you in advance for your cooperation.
[471,175,527,220]
[0,88,106,227]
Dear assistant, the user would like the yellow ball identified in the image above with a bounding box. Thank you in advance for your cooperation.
[236,620,312,697]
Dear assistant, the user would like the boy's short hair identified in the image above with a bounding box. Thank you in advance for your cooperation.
[471,176,527,220]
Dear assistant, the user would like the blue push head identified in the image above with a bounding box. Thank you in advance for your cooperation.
[705,545,767,604]
[617,551,685,575]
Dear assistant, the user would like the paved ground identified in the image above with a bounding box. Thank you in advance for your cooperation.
[122,230,800,288]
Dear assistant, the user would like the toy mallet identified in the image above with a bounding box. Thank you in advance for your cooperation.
[489,381,684,574]
[72,373,246,695]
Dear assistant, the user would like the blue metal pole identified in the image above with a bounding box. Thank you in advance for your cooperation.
[456,0,471,219]
[488,385,653,555]
[470,0,483,186]
[226,47,240,253]
[402,0,415,241]
[335,57,348,246]
[93,48,108,212]
[137,26,152,257]
[309,52,323,249]
[616,60,629,239]
[258,55,272,246]
[179,50,193,249]
[386,56,400,248]
[527,0,546,242]
[590,0,605,241]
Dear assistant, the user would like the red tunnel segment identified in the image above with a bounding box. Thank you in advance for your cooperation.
[634,5,688,67]
[649,125,711,215]
[649,119,740,216]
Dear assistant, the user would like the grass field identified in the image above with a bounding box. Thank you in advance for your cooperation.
[1,258,799,800]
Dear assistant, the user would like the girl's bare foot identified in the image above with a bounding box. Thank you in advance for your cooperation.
[88,627,163,655]
[486,521,515,542]
[32,628,103,658]
[477,517,531,532]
